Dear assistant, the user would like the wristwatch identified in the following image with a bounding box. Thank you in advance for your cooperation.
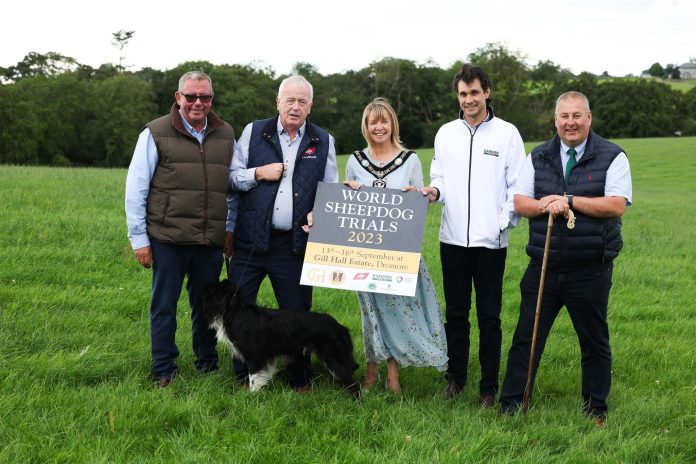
[565,194,574,209]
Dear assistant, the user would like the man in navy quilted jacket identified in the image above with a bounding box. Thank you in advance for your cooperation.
[225,75,338,391]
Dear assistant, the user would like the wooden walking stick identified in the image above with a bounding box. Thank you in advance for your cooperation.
[523,209,575,413]
[522,213,554,413]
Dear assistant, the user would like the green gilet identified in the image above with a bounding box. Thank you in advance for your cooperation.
[145,104,234,248]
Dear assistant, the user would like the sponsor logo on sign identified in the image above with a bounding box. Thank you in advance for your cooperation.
[330,271,345,285]
[483,149,499,157]
[353,272,369,280]
[368,283,377,290]
[307,268,326,282]
[396,276,404,283]
[371,274,392,282]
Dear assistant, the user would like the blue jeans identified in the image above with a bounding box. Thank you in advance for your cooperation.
[149,239,223,380]
[500,260,613,417]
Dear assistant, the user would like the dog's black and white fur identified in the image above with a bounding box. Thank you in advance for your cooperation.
[204,279,360,398]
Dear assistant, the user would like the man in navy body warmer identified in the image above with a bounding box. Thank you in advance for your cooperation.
[226,75,338,392]
[499,91,632,426]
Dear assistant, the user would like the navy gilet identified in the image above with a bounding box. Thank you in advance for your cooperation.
[234,115,330,255]
[526,131,625,268]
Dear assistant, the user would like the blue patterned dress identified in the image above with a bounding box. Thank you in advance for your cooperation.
[345,149,448,370]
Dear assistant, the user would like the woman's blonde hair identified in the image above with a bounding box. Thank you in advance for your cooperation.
[361,98,405,153]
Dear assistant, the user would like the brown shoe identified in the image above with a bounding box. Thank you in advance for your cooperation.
[594,416,606,428]
[156,378,173,388]
[479,394,495,408]
[443,377,464,400]
[293,385,311,394]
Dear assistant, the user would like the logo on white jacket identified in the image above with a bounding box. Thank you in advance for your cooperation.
[483,149,499,157]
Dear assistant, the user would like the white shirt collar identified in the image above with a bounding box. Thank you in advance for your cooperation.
[560,138,588,159]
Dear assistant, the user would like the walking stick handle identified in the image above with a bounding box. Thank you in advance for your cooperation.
[567,209,576,229]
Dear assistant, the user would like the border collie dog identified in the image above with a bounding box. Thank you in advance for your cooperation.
[204,279,360,398]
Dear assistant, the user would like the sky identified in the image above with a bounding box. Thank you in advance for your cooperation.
[3,0,695,78]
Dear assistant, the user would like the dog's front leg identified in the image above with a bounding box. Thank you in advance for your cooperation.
[248,361,278,392]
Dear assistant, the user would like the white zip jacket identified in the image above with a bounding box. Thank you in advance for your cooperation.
[430,109,525,249]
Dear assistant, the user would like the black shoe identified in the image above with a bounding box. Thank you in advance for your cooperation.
[153,368,177,388]
[479,394,495,408]
[443,377,464,400]
[499,401,519,415]
[198,364,219,374]
[156,377,173,388]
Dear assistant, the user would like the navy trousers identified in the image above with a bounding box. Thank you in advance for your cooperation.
[500,260,613,417]
[440,244,507,396]
[228,231,313,387]
[149,239,223,380]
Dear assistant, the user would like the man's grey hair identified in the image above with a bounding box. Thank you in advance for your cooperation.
[555,91,590,113]
[178,71,213,93]
[278,75,313,102]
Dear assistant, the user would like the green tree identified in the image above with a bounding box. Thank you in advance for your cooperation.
[592,79,682,138]
[570,72,599,104]
[209,63,277,131]
[681,87,696,135]
[409,62,453,148]
[112,30,135,72]
[84,74,157,166]
[316,69,372,153]
[5,74,87,165]
[664,64,675,78]
[648,62,664,77]
[291,62,321,80]
[75,63,120,81]
[1,52,78,82]
[0,83,42,164]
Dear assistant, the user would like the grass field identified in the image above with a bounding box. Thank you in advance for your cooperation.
[658,78,696,92]
[599,76,696,92]
[1,137,695,463]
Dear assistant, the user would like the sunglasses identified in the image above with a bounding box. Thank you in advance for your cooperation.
[180,93,213,103]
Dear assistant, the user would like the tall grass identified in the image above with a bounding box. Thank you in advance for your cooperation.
[1,137,695,463]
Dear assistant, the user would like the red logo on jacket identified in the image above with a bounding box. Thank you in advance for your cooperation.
[303,147,316,157]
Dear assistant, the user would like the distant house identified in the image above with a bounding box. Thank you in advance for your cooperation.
[678,62,696,79]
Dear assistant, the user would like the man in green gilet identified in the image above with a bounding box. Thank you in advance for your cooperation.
[125,71,235,387]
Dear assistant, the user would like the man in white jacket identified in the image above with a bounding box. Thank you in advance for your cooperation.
[421,64,524,406]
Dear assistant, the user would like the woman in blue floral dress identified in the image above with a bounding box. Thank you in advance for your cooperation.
[344,98,448,395]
